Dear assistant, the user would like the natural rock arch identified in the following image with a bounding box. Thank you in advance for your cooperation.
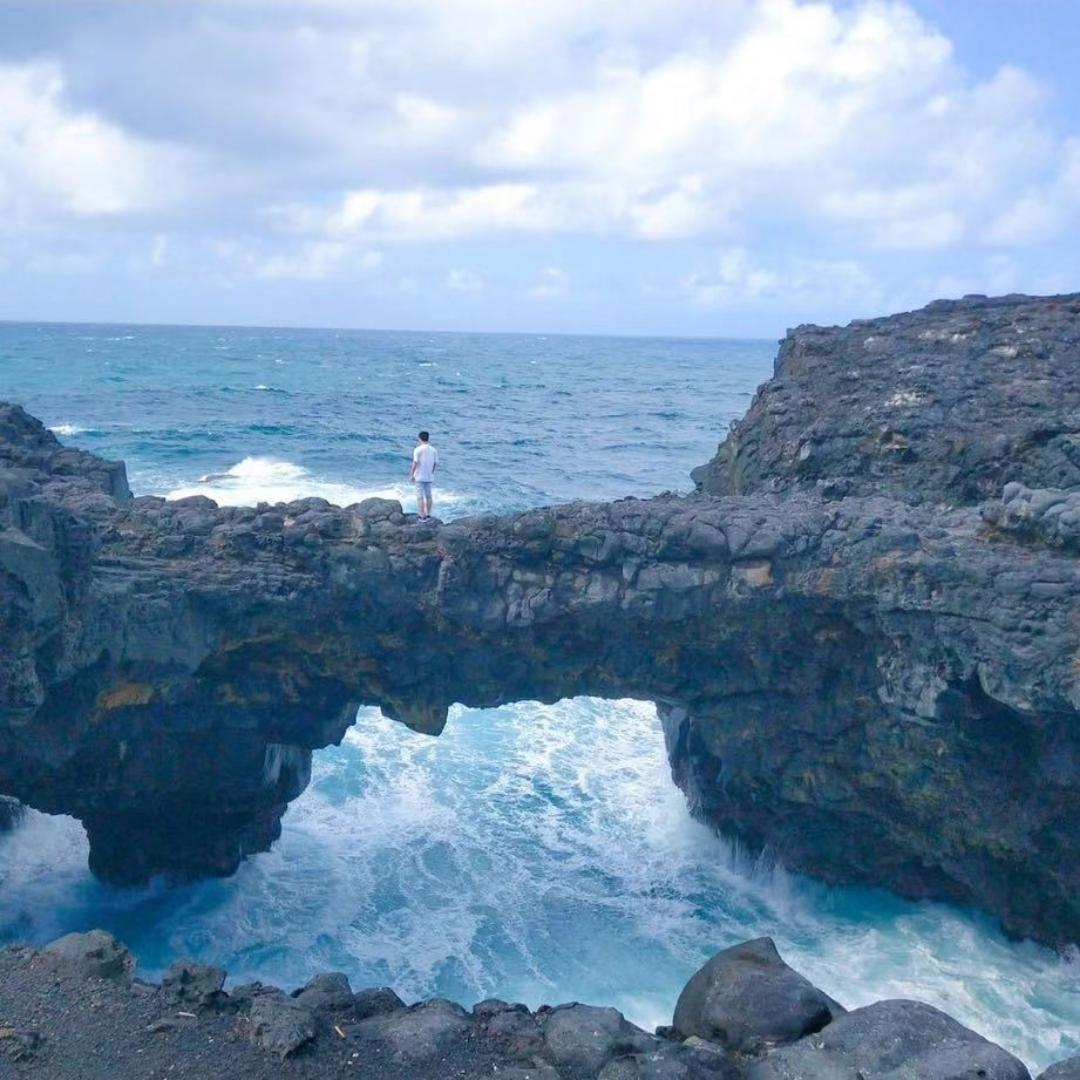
[2,292,1079,947]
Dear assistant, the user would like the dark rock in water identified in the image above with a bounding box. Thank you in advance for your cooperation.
[1039,1059,1080,1080]
[354,999,473,1062]
[673,938,842,1055]
[0,795,22,830]
[247,992,316,1058]
[747,999,1031,1080]
[161,960,227,1008]
[292,971,353,1013]
[354,985,407,1019]
[42,930,135,983]
[692,292,1080,505]
[540,1003,657,1075]
[2,292,1080,947]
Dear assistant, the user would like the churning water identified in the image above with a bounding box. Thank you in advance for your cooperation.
[0,322,1076,1068]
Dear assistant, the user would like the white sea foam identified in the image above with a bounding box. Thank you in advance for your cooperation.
[165,456,465,512]
[48,423,88,437]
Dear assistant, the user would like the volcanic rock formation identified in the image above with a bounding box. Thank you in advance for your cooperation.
[0,930,1046,1077]
[1,293,1078,947]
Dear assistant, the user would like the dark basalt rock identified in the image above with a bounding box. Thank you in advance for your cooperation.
[161,961,227,1009]
[1039,1059,1080,1080]
[673,938,843,1055]
[354,999,473,1062]
[600,1040,740,1079]
[247,992,316,1058]
[354,985,407,1019]
[1,293,1079,947]
[41,930,135,983]
[292,971,354,1013]
[692,292,1080,505]
[0,932,1033,1078]
[745,999,1031,1080]
[0,795,22,830]
[540,1003,657,1075]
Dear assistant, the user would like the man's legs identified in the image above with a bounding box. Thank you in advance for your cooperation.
[418,481,433,518]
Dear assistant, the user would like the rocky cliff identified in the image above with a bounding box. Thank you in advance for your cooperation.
[1,293,1078,947]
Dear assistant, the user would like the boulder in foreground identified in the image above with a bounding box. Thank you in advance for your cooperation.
[673,937,842,1055]
[747,999,1031,1080]
[42,930,135,983]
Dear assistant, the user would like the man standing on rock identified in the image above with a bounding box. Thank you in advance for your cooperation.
[410,430,439,520]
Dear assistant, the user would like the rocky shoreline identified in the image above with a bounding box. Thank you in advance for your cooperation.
[2,929,1075,1079]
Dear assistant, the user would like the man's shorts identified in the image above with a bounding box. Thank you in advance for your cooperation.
[416,481,433,501]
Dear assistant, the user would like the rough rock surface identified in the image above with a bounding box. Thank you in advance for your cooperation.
[247,992,316,1058]
[1,932,1056,1079]
[745,999,1031,1080]
[0,794,22,830]
[1039,1060,1080,1080]
[673,938,842,1054]
[41,930,135,983]
[353,999,473,1062]
[599,1039,740,1079]
[540,1003,656,1074]
[292,971,354,1013]
[692,292,1080,504]
[161,961,227,1008]
[2,292,1079,947]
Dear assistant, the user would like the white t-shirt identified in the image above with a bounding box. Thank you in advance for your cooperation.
[412,443,438,482]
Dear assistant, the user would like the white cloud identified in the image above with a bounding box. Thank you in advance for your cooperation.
[528,266,569,300]
[684,248,778,307]
[150,234,170,268]
[0,61,190,229]
[683,249,879,309]
[444,267,484,294]
[216,239,383,282]
[233,0,1077,255]
[0,0,1077,314]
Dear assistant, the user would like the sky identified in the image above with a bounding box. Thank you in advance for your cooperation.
[0,0,1078,337]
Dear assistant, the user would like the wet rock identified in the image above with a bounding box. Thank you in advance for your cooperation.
[248,992,316,1058]
[673,938,841,1055]
[161,961,227,1008]
[0,796,21,830]
[1039,1060,1080,1080]
[747,999,1030,1080]
[540,1003,656,1075]
[42,930,135,983]
[354,998,472,1061]
[353,986,406,1019]
[292,971,353,1013]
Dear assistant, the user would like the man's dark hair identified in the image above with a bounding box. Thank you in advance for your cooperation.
[418,431,430,442]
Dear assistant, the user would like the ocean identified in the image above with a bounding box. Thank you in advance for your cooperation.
[0,321,1077,1069]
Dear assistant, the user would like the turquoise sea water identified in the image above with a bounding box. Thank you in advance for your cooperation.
[0,322,1077,1069]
